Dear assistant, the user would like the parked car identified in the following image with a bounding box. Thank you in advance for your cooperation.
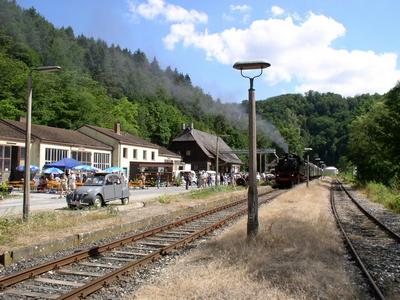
[66,172,129,208]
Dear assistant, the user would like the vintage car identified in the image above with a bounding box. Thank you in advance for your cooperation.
[66,172,129,208]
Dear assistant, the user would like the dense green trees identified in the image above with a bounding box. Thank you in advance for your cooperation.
[349,83,400,185]
[256,91,380,165]
[1,0,398,185]
[0,0,248,148]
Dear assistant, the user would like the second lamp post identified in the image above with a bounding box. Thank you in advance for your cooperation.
[23,66,61,221]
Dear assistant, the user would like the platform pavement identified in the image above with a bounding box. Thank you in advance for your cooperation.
[0,185,196,216]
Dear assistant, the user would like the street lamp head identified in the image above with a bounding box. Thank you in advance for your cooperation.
[304,147,313,151]
[233,61,270,70]
[32,66,62,73]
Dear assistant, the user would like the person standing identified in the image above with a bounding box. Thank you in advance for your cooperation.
[156,172,161,189]
[59,174,68,198]
[140,173,146,189]
[184,172,190,190]
[68,171,76,191]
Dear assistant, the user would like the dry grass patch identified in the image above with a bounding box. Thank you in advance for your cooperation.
[0,207,121,250]
[0,187,259,252]
[133,181,359,299]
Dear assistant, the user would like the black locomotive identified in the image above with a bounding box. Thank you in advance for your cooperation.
[275,153,304,188]
[275,153,322,188]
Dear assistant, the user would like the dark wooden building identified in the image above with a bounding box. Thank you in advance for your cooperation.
[169,127,242,173]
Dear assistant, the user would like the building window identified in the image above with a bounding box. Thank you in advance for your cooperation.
[123,147,128,158]
[45,148,68,165]
[93,153,111,170]
[133,149,137,159]
[143,150,147,160]
[72,151,92,165]
[186,150,191,156]
[151,151,155,160]
[0,145,11,172]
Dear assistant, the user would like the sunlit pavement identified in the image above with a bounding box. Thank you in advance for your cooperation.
[0,185,196,216]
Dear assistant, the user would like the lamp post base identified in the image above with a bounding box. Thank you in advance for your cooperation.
[247,184,259,238]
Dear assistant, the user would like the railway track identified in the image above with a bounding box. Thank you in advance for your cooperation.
[0,189,283,299]
[331,179,400,299]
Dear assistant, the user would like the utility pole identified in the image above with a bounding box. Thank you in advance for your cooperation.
[216,136,219,185]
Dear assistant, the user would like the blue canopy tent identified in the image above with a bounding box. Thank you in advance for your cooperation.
[44,158,81,170]
[16,165,40,172]
[43,167,64,175]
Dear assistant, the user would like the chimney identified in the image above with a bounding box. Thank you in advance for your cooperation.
[114,122,121,135]
[19,116,26,123]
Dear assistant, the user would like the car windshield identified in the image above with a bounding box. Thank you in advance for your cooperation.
[84,175,105,186]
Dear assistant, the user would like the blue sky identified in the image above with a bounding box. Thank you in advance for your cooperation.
[17,0,400,103]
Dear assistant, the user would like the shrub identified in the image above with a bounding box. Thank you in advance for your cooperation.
[365,182,400,213]
[0,182,12,196]
[158,195,171,204]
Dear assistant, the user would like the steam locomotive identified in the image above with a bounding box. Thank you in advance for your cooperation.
[275,153,322,188]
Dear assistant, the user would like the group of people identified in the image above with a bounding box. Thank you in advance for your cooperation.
[180,171,240,189]
[35,171,89,197]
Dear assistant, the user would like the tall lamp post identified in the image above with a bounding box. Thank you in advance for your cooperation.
[233,61,270,238]
[23,66,61,221]
[304,147,312,188]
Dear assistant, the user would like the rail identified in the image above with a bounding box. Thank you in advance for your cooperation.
[331,178,400,299]
[0,189,283,299]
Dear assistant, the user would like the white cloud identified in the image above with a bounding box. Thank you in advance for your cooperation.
[230,4,251,13]
[271,5,284,16]
[162,11,400,96]
[130,1,400,96]
[128,0,207,24]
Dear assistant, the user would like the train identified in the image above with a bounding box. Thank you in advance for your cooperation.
[275,153,322,188]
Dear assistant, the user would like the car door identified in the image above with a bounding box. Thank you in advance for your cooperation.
[103,175,115,201]
[113,175,123,199]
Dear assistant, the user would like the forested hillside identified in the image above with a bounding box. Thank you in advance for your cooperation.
[2,0,398,183]
[256,91,380,165]
[0,0,249,150]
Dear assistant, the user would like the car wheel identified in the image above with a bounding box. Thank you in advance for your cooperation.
[93,195,103,208]
[121,197,129,205]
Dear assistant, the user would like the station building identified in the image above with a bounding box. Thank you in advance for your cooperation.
[0,119,182,182]
[169,126,242,173]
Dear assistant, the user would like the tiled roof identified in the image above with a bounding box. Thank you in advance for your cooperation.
[172,128,242,164]
[0,120,27,142]
[2,120,112,150]
[83,125,160,149]
[158,146,181,158]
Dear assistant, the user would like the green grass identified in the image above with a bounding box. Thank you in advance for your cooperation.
[339,171,358,186]
[158,194,172,204]
[189,185,243,199]
[340,172,400,213]
[364,182,400,213]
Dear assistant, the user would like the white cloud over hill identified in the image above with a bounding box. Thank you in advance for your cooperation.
[129,1,400,96]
